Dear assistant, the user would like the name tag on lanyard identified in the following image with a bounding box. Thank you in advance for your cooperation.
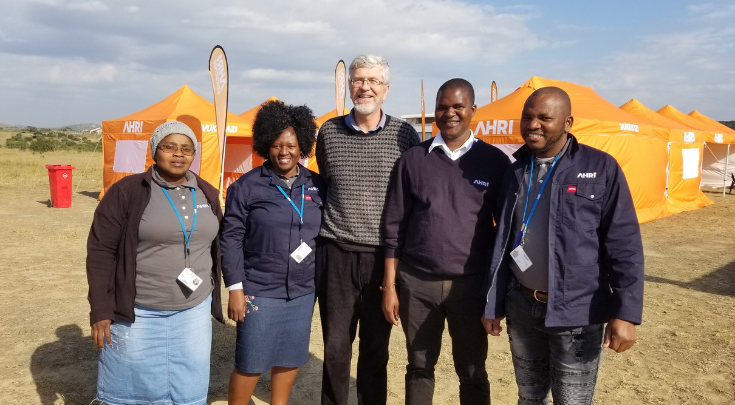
[275,183,313,264]
[161,186,201,291]
[511,151,562,272]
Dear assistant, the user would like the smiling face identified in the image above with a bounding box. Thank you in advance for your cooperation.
[269,126,301,177]
[520,93,573,158]
[154,133,195,184]
[434,86,477,143]
[349,65,389,116]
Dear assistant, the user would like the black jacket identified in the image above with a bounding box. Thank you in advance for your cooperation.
[484,135,644,327]
[86,166,225,326]
[220,163,326,299]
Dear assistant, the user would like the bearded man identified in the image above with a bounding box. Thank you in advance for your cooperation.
[315,54,421,405]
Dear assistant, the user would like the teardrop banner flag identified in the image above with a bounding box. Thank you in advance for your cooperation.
[208,45,229,202]
[491,81,498,103]
[335,60,346,116]
[421,80,426,141]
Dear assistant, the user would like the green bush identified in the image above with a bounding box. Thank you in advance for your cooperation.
[5,129,100,153]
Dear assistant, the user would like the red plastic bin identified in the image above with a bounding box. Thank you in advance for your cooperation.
[45,165,76,208]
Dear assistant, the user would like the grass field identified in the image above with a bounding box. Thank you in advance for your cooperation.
[0,128,733,404]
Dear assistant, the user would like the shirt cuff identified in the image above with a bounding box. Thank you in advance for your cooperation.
[227,282,243,291]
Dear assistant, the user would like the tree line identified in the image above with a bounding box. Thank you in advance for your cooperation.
[5,127,98,153]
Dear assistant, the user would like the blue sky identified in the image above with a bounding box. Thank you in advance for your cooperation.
[1,0,733,127]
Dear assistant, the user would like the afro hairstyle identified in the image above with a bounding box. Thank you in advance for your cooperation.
[252,100,317,160]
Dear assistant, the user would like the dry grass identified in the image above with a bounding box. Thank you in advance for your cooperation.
[0,139,733,404]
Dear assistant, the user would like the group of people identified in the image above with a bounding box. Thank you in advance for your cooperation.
[87,53,644,405]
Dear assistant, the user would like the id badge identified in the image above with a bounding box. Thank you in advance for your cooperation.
[177,267,203,291]
[510,245,533,272]
[290,242,313,264]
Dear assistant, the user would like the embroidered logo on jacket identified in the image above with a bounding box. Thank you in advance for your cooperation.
[307,187,319,191]
[473,179,489,187]
[305,195,312,201]
[577,172,597,179]
[567,186,577,193]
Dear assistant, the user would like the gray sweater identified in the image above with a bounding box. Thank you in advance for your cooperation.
[316,114,420,248]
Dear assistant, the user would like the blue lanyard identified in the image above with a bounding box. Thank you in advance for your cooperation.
[276,184,305,225]
[161,187,198,257]
[514,151,562,248]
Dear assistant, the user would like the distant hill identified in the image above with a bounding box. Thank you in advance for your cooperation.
[0,122,14,128]
[719,121,735,130]
[54,123,101,131]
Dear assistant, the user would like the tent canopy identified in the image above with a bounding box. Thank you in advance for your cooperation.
[620,99,712,212]
[657,105,732,144]
[469,76,667,143]
[316,108,350,128]
[688,110,735,136]
[465,76,670,223]
[101,85,250,198]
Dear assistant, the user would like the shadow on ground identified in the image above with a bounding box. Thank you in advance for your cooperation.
[29,320,336,404]
[645,260,735,297]
[30,324,98,405]
[78,191,100,200]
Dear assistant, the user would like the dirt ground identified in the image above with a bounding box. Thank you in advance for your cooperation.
[1,134,734,404]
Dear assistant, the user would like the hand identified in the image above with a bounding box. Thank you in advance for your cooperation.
[482,317,503,336]
[381,286,400,326]
[91,319,112,349]
[603,318,637,353]
[228,290,247,322]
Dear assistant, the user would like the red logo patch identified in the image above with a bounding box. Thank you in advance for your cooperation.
[305,195,312,201]
[567,186,577,193]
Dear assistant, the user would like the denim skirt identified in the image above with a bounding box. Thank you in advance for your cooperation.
[97,295,212,405]
[235,292,315,373]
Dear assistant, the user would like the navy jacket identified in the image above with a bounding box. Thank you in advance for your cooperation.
[484,135,644,327]
[220,163,326,299]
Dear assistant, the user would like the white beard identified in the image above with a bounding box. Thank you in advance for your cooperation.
[353,98,378,115]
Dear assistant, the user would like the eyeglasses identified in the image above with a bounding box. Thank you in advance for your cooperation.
[158,144,196,156]
[350,78,384,87]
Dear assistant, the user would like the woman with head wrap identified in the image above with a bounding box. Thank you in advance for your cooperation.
[86,121,224,404]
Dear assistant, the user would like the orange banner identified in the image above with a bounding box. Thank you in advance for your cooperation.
[491,81,497,103]
[335,60,346,117]
[209,45,229,198]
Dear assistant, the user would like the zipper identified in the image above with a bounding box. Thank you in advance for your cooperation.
[492,177,523,278]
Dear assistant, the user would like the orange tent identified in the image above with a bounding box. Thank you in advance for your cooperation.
[686,110,735,191]
[689,110,735,137]
[309,108,350,173]
[100,85,249,199]
[463,77,670,223]
[620,99,712,212]
[216,97,280,197]
[316,108,350,127]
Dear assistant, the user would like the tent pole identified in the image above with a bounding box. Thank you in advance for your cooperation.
[724,144,730,198]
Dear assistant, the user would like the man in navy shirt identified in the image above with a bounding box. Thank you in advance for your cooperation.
[382,79,510,405]
[482,87,644,404]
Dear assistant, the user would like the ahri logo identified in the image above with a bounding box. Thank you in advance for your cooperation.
[577,172,597,179]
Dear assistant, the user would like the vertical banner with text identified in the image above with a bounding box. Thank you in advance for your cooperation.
[335,60,346,116]
[209,45,229,203]
[491,81,498,103]
[421,80,426,141]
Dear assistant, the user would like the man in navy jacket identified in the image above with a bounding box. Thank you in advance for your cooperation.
[482,87,644,404]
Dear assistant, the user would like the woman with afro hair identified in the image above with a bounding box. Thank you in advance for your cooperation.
[220,100,326,404]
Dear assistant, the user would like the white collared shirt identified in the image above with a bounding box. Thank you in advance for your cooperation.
[428,131,477,161]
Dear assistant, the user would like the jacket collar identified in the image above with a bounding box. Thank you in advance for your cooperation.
[261,161,311,188]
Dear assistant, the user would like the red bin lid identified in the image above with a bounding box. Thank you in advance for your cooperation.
[45,165,76,169]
